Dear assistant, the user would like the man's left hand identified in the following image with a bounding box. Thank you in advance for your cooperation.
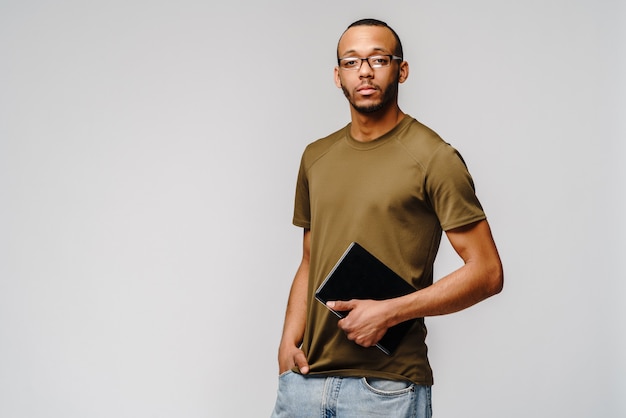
[326,299,391,348]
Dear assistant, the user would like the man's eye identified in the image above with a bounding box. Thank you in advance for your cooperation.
[343,59,358,67]
[371,56,389,65]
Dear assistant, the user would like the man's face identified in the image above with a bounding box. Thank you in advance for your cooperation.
[334,25,407,114]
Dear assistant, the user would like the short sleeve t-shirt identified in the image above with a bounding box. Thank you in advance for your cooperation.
[293,115,486,385]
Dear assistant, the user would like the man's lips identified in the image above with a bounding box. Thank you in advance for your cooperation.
[356,85,378,96]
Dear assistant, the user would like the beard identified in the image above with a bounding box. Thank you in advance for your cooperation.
[341,75,400,114]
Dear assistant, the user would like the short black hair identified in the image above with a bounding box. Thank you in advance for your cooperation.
[338,18,404,59]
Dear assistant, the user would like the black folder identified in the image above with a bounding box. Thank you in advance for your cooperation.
[315,242,418,355]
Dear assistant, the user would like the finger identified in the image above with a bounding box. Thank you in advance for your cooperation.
[336,316,353,334]
[326,300,352,311]
[294,351,310,374]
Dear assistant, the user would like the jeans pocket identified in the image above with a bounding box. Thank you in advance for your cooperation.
[362,377,414,395]
[278,369,294,379]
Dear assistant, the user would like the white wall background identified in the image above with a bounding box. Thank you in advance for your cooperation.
[1,1,624,417]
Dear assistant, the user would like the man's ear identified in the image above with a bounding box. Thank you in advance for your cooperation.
[398,61,409,84]
[334,66,342,88]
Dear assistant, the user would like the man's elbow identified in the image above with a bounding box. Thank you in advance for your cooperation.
[485,262,504,297]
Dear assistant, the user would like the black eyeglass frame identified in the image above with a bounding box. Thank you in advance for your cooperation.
[337,54,403,70]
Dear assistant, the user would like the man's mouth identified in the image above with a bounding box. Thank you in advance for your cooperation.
[356,85,378,96]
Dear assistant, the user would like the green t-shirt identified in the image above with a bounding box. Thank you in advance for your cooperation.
[293,115,486,385]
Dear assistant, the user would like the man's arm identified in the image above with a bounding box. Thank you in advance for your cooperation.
[276,228,311,374]
[330,219,503,348]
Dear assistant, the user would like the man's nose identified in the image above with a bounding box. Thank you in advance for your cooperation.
[358,59,374,77]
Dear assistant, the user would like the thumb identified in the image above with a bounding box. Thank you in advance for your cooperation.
[326,300,353,312]
[294,351,309,374]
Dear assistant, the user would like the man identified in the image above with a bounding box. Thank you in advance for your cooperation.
[271,18,503,418]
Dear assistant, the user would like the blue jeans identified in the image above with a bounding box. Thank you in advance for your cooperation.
[270,371,432,418]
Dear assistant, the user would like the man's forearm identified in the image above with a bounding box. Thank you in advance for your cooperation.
[389,257,502,325]
[388,220,503,324]
[279,263,309,348]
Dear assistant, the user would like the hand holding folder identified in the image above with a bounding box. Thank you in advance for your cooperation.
[315,242,418,355]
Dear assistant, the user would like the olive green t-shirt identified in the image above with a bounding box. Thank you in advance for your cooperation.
[293,115,486,385]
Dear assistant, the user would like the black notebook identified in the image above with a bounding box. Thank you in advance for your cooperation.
[315,242,418,355]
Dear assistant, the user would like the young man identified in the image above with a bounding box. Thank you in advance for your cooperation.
[271,18,503,418]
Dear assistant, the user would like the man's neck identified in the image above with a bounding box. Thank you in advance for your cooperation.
[349,106,406,142]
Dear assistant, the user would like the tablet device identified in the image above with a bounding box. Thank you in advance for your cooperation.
[315,242,418,355]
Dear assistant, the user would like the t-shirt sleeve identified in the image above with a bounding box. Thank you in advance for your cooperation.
[425,144,486,231]
[292,152,311,229]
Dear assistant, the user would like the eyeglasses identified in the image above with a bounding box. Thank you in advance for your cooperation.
[338,55,403,71]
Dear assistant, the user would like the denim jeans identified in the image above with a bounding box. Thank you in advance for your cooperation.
[270,371,432,418]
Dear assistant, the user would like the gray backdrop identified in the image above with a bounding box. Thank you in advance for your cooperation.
[1,1,624,417]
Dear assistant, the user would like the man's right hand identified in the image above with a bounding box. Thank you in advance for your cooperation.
[278,344,309,375]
